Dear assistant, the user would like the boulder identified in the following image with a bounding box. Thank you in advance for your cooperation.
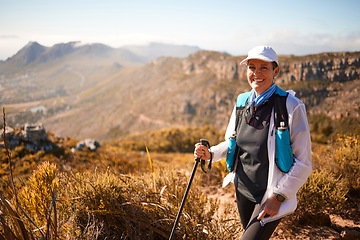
[74,139,100,151]
[0,123,53,152]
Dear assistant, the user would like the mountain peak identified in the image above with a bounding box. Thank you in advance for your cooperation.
[24,41,42,48]
[38,42,79,62]
[12,41,46,66]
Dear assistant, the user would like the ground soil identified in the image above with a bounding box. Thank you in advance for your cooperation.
[205,186,360,239]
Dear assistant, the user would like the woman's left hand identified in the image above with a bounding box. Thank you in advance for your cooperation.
[257,194,282,220]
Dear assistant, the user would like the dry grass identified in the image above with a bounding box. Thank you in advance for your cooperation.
[1,111,359,239]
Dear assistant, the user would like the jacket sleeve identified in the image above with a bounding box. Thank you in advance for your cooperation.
[273,98,312,199]
[209,106,236,162]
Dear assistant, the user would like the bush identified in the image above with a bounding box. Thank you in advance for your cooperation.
[294,169,348,225]
[2,160,242,239]
[312,135,360,191]
[117,125,224,153]
[308,115,360,143]
[58,168,231,239]
[332,135,360,191]
[17,161,59,230]
[12,145,31,159]
[294,136,359,226]
[4,126,359,238]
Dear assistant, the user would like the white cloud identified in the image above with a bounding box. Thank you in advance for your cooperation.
[266,29,360,55]
[0,35,20,39]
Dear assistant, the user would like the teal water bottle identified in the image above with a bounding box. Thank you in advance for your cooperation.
[275,121,293,173]
[226,132,237,171]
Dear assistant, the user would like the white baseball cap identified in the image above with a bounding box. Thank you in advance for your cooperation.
[240,46,279,66]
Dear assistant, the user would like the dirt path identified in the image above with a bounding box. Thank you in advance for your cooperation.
[2,100,42,111]
[205,186,360,239]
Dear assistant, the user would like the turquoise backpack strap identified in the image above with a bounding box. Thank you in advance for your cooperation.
[235,91,251,127]
[275,85,288,97]
[226,91,251,172]
[236,91,251,108]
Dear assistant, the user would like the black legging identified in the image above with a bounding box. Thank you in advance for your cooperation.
[236,190,281,240]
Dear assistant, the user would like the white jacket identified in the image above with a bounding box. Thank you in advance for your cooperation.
[210,91,312,225]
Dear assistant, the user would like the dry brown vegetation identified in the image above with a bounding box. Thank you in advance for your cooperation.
[1,122,360,239]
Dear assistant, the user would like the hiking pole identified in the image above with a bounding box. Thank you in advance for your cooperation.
[169,139,211,240]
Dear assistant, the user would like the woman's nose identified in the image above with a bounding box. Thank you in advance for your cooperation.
[254,69,261,75]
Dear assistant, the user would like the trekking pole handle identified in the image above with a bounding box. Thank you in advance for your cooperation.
[195,139,210,160]
[197,139,212,173]
[200,139,210,148]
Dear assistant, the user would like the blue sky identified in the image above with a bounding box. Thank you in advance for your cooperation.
[1,0,359,60]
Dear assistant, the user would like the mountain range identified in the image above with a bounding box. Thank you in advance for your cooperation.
[0,42,359,140]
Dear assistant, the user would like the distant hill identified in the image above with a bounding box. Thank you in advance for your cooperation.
[0,41,359,140]
[10,41,47,66]
[0,41,200,104]
[122,42,201,61]
[0,41,200,74]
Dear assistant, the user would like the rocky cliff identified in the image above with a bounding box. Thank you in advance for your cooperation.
[175,51,360,120]
[182,51,360,83]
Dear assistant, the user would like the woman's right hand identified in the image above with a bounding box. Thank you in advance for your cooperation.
[194,143,211,161]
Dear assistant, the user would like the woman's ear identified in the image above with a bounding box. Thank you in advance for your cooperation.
[274,66,280,78]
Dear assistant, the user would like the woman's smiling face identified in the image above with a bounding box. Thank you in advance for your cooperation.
[247,59,279,96]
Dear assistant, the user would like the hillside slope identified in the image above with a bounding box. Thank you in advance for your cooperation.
[42,51,360,139]
[1,42,359,140]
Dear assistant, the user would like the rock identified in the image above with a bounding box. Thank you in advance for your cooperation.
[21,123,52,151]
[0,126,21,149]
[74,138,100,151]
[0,123,53,152]
[22,123,48,142]
[340,229,360,240]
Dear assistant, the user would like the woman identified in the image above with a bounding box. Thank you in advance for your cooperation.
[194,46,312,239]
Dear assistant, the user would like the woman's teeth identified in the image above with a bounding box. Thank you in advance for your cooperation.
[253,79,264,82]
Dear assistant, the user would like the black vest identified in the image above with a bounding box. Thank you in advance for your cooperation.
[234,95,275,203]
